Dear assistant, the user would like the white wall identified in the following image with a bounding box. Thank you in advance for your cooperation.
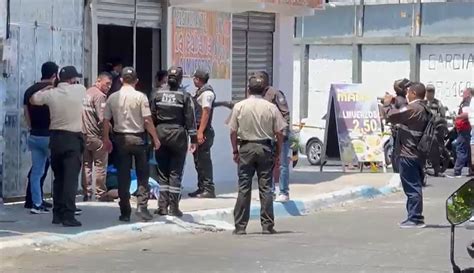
[292,45,301,125]
[273,14,294,125]
[0,0,5,40]
[420,44,474,114]
[180,79,235,192]
[362,45,410,97]
[307,45,353,127]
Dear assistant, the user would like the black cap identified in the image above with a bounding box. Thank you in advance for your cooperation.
[59,66,82,81]
[248,75,265,93]
[168,66,183,79]
[193,69,210,82]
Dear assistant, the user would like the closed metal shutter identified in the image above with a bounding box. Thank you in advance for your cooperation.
[96,0,162,28]
[232,12,275,101]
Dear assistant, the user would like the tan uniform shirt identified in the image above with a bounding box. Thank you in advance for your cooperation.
[31,82,86,133]
[104,85,151,133]
[227,95,287,141]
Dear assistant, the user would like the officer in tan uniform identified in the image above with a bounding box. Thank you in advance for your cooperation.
[103,67,161,222]
[227,74,287,235]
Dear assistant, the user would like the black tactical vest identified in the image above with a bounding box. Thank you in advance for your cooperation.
[193,84,216,130]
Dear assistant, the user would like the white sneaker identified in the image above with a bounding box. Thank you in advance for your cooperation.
[275,194,290,203]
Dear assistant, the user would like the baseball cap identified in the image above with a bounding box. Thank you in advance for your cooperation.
[121,67,138,82]
[193,69,209,82]
[59,66,82,81]
[248,75,265,93]
[168,66,183,79]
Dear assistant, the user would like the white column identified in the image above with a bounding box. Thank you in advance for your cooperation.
[273,14,294,124]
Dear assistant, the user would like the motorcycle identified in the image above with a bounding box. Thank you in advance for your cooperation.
[446,179,474,273]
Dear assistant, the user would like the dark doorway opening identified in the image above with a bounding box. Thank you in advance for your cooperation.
[98,25,159,96]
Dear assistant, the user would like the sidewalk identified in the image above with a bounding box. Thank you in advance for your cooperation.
[0,171,399,251]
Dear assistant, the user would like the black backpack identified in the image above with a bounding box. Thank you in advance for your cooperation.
[417,104,444,158]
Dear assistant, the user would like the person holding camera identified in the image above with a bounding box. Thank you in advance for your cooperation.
[384,83,430,229]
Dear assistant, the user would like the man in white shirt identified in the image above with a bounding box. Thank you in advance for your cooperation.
[31,66,86,227]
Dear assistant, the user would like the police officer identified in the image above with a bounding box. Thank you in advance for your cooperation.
[425,85,446,118]
[228,74,287,235]
[31,66,86,227]
[103,67,161,222]
[424,84,447,177]
[150,67,198,217]
[188,69,216,199]
[384,83,429,228]
[254,71,291,201]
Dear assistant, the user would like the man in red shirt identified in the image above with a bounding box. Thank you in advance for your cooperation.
[453,89,473,177]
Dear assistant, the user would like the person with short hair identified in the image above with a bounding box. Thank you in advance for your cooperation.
[425,85,446,118]
[106,58,123,96]
[453,88,474,177]
[188,69,216,199]
[384,82,430,229]
[228,74,287,235]
[254,71,292,202]
[82,72,113,201]
[155,70,168,90]
[103,67,161,222]
[31,66,86,227]
[23,61,58,214]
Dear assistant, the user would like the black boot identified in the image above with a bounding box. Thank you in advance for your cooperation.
[168,192,183,217]
[188,188,203,198]
[154,191,169,215]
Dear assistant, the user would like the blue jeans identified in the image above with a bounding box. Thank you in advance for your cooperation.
[454,131,471,176]
[399,157,424,223]
[273,139,290,195]
[28,135,50,207]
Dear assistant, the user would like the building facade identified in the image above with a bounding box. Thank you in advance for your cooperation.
[294,0,474,130]
[0,0,321,199]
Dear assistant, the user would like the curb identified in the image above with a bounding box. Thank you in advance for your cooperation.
[0,175,401,251]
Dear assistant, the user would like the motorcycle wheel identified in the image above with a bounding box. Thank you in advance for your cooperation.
[384,142,392,167]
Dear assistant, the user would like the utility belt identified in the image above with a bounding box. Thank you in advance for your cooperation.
[113,131,146,137]
[50,130,83,138]
[239,139,272,147]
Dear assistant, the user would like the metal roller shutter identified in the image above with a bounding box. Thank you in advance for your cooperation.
[232,12,275,102]
[96,0,162,28]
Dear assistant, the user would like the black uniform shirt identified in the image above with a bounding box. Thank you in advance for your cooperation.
[150,88,197,143]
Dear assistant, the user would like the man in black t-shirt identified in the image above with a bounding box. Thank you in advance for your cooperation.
[23,62,58,213]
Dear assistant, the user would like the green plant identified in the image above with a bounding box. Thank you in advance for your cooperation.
[447,184,474,224]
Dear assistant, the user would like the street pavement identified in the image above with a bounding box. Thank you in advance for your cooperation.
[1,175,472,273]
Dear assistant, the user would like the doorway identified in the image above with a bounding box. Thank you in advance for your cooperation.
[98,25,160,96]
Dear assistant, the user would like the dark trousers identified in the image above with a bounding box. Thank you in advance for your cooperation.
[193,128,215,193]
[24,160,50,208]
[50,131,83,221]
[399,157,424,223]
[115,134,150,217]
[454,131,471,176]
[155,128,188,209]
[234,142,275,231]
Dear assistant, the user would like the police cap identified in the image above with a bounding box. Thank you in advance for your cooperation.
[168,66,183,80]
[121,67,137,82]
[248,75,266,94]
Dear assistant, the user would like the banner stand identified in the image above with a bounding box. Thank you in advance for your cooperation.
[320,84,386,173]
